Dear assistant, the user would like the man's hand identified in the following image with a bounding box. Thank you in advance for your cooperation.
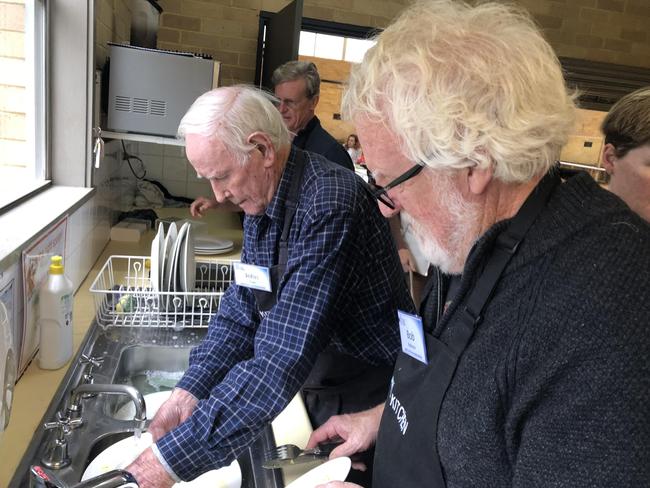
[148,388,198,442]
[126,447,175,488]
[306,404,384,471]
[190,196,219,218]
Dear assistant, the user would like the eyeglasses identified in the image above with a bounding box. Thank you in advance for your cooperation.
[275,96,310,110]
[369,163,425,209]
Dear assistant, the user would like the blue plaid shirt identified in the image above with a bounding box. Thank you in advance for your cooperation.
[156,148,414,480]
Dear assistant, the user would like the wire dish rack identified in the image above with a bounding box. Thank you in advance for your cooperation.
[90,255,235,328]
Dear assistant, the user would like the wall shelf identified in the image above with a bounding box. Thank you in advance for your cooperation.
[102,130,185,146]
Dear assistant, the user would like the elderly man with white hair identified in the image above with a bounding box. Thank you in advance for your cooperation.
[308,1,650,488]
[125,85,413,487]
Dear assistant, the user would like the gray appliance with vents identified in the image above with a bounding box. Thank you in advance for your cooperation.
[107,43,219,137]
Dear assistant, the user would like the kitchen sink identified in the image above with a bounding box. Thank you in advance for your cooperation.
[10,323,283,487]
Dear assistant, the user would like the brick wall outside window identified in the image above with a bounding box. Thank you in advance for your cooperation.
[0,0,26,173]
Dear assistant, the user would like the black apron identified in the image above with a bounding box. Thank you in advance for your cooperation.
[372,172,561,488]
[251,151,390,486]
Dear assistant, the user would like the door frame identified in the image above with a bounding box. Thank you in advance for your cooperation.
[254,12,378,87]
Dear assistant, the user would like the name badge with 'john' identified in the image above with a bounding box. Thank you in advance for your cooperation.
[398,310,427,364]
[233,262,272,292]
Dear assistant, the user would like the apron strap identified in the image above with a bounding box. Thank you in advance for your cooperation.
[448,171,561,356]
[278,150,307,267]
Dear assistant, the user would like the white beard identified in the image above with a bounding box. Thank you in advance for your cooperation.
[401,181,480,275]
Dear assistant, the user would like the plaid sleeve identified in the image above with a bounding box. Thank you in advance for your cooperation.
[156,206,363,481]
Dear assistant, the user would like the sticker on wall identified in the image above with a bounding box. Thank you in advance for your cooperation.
[0,268,18,442]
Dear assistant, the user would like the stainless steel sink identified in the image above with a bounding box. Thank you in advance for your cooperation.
[10,323,283,487]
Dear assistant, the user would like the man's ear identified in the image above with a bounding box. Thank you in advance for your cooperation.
[308,94,319,110]
[247,132,275,168]
[464,164,494,196]
[601,143,617,175]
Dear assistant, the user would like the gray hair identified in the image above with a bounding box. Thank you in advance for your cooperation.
[177,85,291,165]
[342,0,577,183]
[272,60,321,98]
[602,86,650,158]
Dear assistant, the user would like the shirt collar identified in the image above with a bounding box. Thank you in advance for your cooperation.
[264,146,301,224]
[293,115,319,146]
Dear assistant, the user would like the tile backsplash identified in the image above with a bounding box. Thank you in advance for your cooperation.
[120,142,212,201]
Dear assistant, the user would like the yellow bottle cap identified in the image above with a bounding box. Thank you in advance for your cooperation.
[49,255,64,275]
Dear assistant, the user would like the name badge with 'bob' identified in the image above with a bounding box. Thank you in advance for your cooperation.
[234,262,272,292]
[398,310,428,364]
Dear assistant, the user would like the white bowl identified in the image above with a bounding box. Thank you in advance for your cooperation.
[114,391,172,421]
[82,432,242,488]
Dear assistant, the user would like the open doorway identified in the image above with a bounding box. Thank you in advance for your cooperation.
[255,1,378,142]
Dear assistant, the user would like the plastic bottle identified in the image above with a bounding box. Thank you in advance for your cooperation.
[38,255,74,370]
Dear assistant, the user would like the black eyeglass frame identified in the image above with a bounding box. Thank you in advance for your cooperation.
[370,163,425,209]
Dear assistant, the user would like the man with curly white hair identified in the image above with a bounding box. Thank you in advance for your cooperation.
[308,1,650,487]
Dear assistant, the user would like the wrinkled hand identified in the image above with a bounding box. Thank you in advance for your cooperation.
[398,248,416,273]
[316,483,364,488]
[147,388,198,442]
[306,404,384,471]
[190,196,218,218]
[126,447,175,488]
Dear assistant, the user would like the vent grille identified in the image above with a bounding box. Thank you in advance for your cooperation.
[150,100,166,117]
[114,96,131,112]
[112,96,169,116]
[133,98,148,114]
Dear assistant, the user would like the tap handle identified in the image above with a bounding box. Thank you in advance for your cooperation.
[80,354,104,369]
[43,413,83,438]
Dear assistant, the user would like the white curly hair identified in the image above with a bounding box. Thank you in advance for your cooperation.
[342,0,577,183]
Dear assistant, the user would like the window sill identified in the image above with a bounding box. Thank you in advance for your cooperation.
[0,185,95,270]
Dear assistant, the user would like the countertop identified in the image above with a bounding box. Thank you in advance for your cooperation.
[0,208,314,486]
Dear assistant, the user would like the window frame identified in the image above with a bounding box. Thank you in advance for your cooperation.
[0,0,50,214]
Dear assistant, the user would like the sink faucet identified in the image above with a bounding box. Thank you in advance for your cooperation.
[65,383,146,431]
[30,465,138,488]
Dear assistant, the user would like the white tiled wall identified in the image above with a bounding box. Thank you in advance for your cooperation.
[63,139,128,291]
[121,142,213,200]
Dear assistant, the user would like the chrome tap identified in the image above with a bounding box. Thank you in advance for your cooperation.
[65,383,146,431]
[78,354,105,398]
[30,465,138,488]
[41,413,83,469]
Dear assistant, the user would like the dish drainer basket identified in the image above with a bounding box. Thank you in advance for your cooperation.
[90,255,235,328]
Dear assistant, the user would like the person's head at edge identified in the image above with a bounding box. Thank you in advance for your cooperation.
[178,85,292,216]
[272,60,320,135]
[345,134,360,149]
[344,0,576,275]
[600,86,650,222]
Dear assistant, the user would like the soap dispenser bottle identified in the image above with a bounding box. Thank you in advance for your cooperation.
[38,255,74,370]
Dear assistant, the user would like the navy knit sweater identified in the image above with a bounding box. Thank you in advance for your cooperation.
[427,173,649,487]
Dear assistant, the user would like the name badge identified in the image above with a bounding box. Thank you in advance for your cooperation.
[233,262,272,292]
[398,310,428,364]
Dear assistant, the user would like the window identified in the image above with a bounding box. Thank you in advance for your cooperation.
[299,31,375,62]
[0,0,47,211]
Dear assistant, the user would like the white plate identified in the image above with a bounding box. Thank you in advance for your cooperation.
[180,224,196,292]
[168,223,189,294]
[195,246,234,256]
[194,237,234,252]
[114,391,172,421]
[82,432,242,488]
[161,222,178,293]
[150,225,165,292]
[284,457,351,488]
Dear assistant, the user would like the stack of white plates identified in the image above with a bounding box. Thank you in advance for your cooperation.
[194,237,234,256]
[150,222,196,294]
